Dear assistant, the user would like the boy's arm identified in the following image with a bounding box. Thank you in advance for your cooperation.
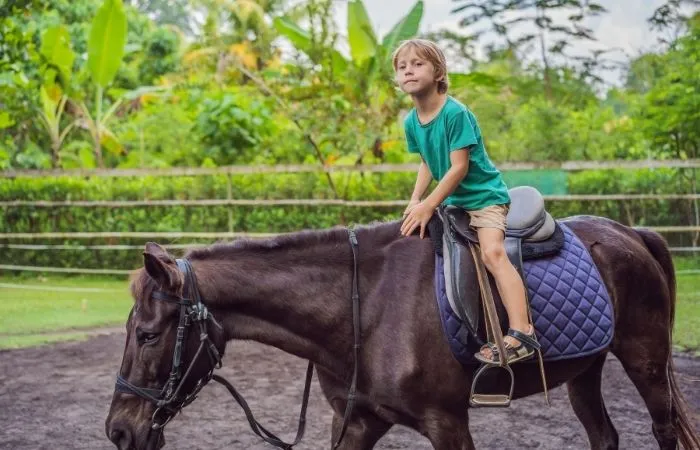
[410,159,433,202]
[401,149,469,237]
[424,149,469,208]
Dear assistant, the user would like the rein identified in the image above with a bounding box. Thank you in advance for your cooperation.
[113,229,362,449]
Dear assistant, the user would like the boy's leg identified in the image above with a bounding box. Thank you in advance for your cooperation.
[469,206,532,358]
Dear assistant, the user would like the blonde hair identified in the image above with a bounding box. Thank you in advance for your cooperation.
[392,39,449,94]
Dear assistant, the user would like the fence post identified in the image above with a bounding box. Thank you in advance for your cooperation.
[227,173,233,233]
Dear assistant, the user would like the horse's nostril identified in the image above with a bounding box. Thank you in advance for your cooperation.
[109,428,122,443]
[108,426,130,449]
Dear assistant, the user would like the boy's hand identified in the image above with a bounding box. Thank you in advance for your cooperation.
[400,201,435,239]
[403,199,420,217]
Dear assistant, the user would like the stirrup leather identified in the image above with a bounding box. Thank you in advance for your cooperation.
[467,243,550,408]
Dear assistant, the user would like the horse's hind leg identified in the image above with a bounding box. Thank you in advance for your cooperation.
[567,352,619,449]
[612,331,677,449]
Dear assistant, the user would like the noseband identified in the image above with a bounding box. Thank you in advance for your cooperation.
[112,229,361,449]
[114,258,223,429]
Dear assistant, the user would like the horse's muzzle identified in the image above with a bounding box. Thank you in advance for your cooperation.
[106,421,165,450]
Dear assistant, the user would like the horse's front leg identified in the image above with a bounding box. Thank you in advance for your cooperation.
[329,407,392,450]
[422,410,475,450]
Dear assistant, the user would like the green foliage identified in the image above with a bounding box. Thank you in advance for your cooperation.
[347,0,377,63]
[273,15,348,74]
[382,1,424,55]
[112,92,201,167]
[0,0,699,187]
[137,27,181,84]
[195,88,276,165]
[2,168,697,269]
[561,168,695,228]
[272,0,423,163]
[40,25,75,84]
[634,17,700,160]
[88,0,127,88]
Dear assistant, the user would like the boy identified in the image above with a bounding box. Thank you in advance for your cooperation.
[394,39,537,364]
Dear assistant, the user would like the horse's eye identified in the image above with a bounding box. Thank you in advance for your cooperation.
[136,328,160,345]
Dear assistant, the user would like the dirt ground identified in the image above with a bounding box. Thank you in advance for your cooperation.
[0,332,698,450]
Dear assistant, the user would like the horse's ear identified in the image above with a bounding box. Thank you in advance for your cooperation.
[143,242,179,289]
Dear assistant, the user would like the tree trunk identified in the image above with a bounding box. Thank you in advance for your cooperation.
[537,8,553,100]
[51,142,60,169]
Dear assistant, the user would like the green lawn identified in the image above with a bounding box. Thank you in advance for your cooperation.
[675,270,700,354]
[1,258,699,352]
[0,275,132,349]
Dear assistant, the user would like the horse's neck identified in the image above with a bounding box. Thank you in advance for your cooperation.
[193,230,381,371]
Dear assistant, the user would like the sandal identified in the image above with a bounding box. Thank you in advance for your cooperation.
[474,327,540,365]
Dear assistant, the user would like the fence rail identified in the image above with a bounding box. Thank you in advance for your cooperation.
[1,264,698,276]
[2,159,700,179]
[0,232,276,239]
[2,243,698,252]
[3,193,700,208]
[0,264,131,275]
[1,226,700,240]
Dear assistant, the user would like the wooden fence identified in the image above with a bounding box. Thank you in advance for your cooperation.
[2,159,700,179]
[1,160,699,275]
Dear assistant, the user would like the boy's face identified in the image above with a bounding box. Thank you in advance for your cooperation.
[394,47,440,96]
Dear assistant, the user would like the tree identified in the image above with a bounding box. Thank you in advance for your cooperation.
[182,0,287,81]
[125,0,194,34]
[450,0,608,97]
[634,13,700,243]
[273,0,424,163]
[649,0,700,43]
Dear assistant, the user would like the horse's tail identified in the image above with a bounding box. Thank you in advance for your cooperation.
[636,227,700,449]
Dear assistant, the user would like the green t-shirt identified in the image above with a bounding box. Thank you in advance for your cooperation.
[404,96,510,211]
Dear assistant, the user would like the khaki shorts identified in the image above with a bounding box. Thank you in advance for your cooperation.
[467,204,509,233]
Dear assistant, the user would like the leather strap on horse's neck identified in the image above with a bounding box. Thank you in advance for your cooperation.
[217,229,361,449]
[207,229,362,449]
[332,228,361,449]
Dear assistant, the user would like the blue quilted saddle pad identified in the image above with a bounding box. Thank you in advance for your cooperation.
[434,222,614,364]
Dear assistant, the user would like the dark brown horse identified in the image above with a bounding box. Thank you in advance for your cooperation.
[105,215,699,450]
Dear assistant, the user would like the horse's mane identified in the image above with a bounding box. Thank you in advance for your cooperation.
[128,219,404,310]
[183,219,403,261]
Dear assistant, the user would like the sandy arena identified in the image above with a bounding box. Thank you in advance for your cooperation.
[0,332,698,449]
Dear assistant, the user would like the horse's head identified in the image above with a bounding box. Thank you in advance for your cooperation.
[105,242,226,450]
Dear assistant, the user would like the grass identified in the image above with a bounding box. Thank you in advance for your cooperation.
[0,332,90,349]
[675,270,700,354]
[0,274,132,349]
[0,256,699,352]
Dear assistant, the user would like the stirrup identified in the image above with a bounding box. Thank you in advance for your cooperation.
[469,363,515,408]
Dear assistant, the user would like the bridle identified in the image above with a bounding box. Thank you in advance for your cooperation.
[112,229,361,449]
[114,258,224,429]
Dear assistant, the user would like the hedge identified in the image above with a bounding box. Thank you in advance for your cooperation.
[1,168,696,270]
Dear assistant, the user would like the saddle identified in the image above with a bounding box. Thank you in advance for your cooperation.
[438,186,564,337]
[436,186,564,407]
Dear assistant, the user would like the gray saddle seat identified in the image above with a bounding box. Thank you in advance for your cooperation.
[437,186,564,336]
[505,186,555,241]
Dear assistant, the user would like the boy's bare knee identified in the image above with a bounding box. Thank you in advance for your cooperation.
[480,244,506,270]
